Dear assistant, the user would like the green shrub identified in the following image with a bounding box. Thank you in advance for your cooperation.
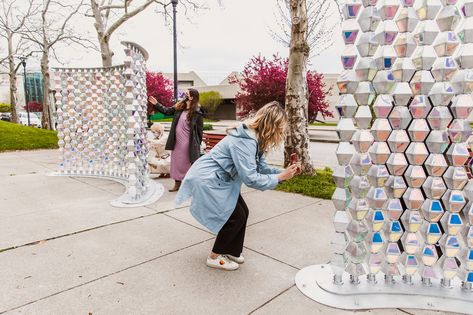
[200,91,223,115]
[0,103,11,112]
[276,167,335,200]
[203,123,213,131]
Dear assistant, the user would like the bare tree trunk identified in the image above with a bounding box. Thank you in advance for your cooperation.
[7,32,19,124]
[284,0,312,174]
[40,52,51,129]
[100,35,113,67]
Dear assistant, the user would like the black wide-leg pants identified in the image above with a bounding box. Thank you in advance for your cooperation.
[212,194,249,257]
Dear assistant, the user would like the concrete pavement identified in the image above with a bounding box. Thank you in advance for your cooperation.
[0,150,456,314]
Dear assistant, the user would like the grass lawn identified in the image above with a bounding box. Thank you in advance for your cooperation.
[0,121,58,152]
[309,122,337,127]
[151,118,215,123]
[276,167,335,200]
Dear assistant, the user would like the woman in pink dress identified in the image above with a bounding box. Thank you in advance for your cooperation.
[149,89,204,192]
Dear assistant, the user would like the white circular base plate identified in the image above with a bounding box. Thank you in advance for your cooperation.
[295,264,473,314]
[48,172,164,208]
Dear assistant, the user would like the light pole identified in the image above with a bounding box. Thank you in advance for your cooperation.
[171,0,178,102]
[19,57,30,126]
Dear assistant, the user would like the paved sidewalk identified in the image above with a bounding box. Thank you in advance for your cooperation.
[0,150,454,314]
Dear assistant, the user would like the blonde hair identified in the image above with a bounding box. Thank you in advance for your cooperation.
[246,101,287,153]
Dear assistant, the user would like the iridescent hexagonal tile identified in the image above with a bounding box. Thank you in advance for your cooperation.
[354,105,373,129]
[422,222,442,244]
[427,108,452,131]
[373,95,394,118]
[366,209,386,232]
[369,141,391,164]
[412,20,440,45]
[458,18,473,44]
[405,165,427,187]
[401,253,420,277]
[338,70,359,94]
[425,153,449,176]
[396,7,419,33]
[350,175,371,198]
[373,70,396,94]
[346,241,368,263]
[342,45,358,69]
[337,142,356,166]
[403,187,425,210]
[355,57,378,81]
[333,165,355,188]
[334,211,351,232]
[401,231,424,254]
[354,81,376,106]
[345,262,368,278]
[385,242,402,264]
[440,212,464,235]
[451,69,473,94]
[374,20,399,46]
[393,33,417,57]
[456,45,473,74]
[332,187,352,210]
[337,118,356,142]
[450,94,473,119]
[439,256,460,283]
[342,19,361,45]
[371,118,393,141]
[367,187,389,209]
[356,32,379,57]
[374,45,397,70]
[421,199,445,222]
[377,0,400,19]
[367,164,390,186]
[386,152,408,175]
[351,129,375,153]
[431,57,458,83]
[436,5,462,32]
[440,0,457,5]
[350,152,372,176]
[385,219,403,242]
[389,106,412,129]
[409,95,431,119]
[367,252,383,276]
[401,210,423,232]
[387,129,410,153]
[412,46,437,70]
[420,245,439,270]
[392,58,416,82]
[366,231,386,253]
[362,0,378,7]
[462,0,473,17]
[385,176,408,198]
[407,120,430,142]
[358,6,381,32]
[443,166,468,190]
[343,0,363,19]
[330,253,347,277]
[441,189,467,213]
[422,176,447,199]
[414,0,442,20]
[392,82,413,106]
[448,119,472,143]
[439,235,461,258]
[446,143,470,166]
[347,220,369,242]
[433,31,460,56]
[410,70,435,95]
[428,82,455,106]
[336,95,358,119]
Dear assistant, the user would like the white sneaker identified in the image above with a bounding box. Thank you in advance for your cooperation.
[206,255,239,271]
[227,254,245,264]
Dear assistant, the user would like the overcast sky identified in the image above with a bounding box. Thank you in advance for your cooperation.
[45,0,343,85]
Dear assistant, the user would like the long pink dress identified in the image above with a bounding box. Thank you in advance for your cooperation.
[171,111,191,181]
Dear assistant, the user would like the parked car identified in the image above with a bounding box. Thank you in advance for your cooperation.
[0,112,11,122]
[18,112,41,128]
